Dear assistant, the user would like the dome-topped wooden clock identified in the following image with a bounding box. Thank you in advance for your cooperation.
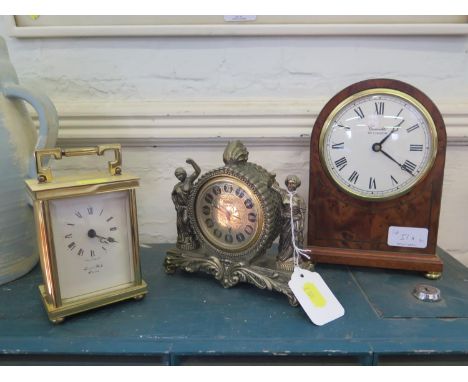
[307,79,446,278]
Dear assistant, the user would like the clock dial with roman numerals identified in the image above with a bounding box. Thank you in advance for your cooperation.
[48,191,134,300]
[320,89,437,200]
[194,177,262,252]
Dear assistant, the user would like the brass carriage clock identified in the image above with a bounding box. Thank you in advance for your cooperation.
[165,141,305,305]
[25,144,147,323]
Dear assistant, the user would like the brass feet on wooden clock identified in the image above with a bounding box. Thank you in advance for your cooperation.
[424,271,442,280]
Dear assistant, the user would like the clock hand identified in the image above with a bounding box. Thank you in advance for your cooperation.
[212,203,241,221]
[378,128,397,146]
[394,119,405,128]
[87,229,118,244]
[96,234,118,243]
[378,148,415,177]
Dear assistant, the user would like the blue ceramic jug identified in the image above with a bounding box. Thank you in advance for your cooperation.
[0,37,59,285]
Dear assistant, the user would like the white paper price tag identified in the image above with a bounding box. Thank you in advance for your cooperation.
[388,226,428,248]
[288,268,345,326]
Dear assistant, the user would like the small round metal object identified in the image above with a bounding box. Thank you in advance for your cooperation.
[412,284,441,302]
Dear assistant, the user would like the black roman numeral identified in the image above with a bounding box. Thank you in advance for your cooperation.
[375,102,384,115]
[407,124,419,133]
[65,233,72,239]
[402,160,417,174]
[334,157,348,171]
[90,250,96,257]
[110,227,118,231]
[74,211,82,219]
[369,177,377,189]
[390,175,399,186]
[248,213,257,223]
[244,225,254,235]
[410,144,423,151]
[354,107,365,119]
[77,248,84,256]
[331,142,344,149]
[87,207,93,215]
[68,242,76,250]
[106,216,114,222]
[348,171,359,184]
[236,233,245,242]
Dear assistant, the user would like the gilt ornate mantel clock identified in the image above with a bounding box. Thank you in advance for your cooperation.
[307,79,446,278]
[165,141,310,305]
[25,144,147,323]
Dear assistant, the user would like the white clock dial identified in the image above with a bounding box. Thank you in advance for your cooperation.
[49,191,135,300]
[320,89,437,200]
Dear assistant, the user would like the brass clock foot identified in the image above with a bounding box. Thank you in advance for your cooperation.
[276,259,315,272]
[134,294,145,301]
[424,271,442,280]
[50,317,65,325]
[276,259,295,272]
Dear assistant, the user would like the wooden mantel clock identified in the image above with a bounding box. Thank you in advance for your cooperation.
[307,79,446,278]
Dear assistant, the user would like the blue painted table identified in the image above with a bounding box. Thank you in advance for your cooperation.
[1,244,467,365]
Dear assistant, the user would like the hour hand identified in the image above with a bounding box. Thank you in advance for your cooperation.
[96,233,118,244]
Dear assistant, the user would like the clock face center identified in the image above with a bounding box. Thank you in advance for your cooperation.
[194,176,263,253]
[214,195,243,231]
[372,142,382,152]
[87,229,97,239]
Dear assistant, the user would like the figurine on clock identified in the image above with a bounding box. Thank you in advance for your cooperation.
[277,175,308,272]
[172,159,201,251]
[307,78,447,278]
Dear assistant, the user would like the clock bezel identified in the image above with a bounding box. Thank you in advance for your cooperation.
[188,165,281,260]
[319,88,438,201]
[194,175,263,254]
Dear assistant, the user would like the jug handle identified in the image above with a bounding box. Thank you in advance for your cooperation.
[2,84,59,178]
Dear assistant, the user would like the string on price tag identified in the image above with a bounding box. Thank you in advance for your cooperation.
[286,190,345,326]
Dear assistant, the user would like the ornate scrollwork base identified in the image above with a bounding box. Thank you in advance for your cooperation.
[165,248,298,306]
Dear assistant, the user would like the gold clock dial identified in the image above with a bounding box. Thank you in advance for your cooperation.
[195,177,263,252]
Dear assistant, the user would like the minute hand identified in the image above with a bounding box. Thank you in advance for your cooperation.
[379,128,397,146]
[379,149,415,177]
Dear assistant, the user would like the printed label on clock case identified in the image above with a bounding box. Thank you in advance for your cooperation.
[387,226,428,248]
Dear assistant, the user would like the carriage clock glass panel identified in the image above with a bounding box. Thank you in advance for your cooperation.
[194,177,263,253]
[49,191,134,301]
[320,89,437,200]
